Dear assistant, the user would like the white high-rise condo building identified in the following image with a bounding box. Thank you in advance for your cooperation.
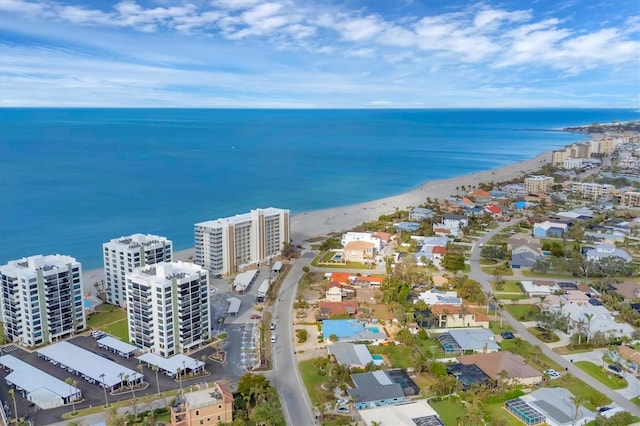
[0,255,85,347]
[103,233,173,307]
[194,207,290,275]
[126,261,210,357]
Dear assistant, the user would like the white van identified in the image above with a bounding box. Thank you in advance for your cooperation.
[270,334,277,343]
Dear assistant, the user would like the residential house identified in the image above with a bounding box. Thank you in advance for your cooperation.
[372,232,393,247]
[435,328,500,355]
[503,184,527,199]
[607,344,640,375]
[484,204,502,217]
[611,282,640,300]
[409,208,435,221]
[584,244,631,262]
[520,280,560,297]
[469,189,491,202]
[325,283,356,302]
[328,342,376,369]
[396,222,421,232]
[429,305,490,328]
[559,303,636,341]
[347,370,405,410]
[561,290,590,306]
[514,387,596,426]
[322,319,387,344]
[416,289,462,306]
[442,214,469,229]
[446,363,491,389]
[432,276,449,288]
[317,301,359,319]
[170,382,234,426]
[584,231,625,244]
[359,400,444,426]
[343,241,376,263]
[341,232,382,251]
[555,207,593,220]
[507,234,541,252]
[533,221,568,238]
[456,352,542,386]
[509,252,539,269]
[351,275,384,288]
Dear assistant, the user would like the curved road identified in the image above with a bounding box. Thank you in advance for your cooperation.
[271,252,316,425]
[469,220,638,414]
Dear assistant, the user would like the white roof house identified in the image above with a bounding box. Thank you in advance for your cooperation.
[585,244,631,262]
[520,280,560,297]
[359,400,443,426]
[560,303,635,340]
[417,289,462,306]
[520,387,596,426]
[328,342,375,368]
[341,232,382,250]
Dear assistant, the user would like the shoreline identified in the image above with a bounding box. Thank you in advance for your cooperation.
[81,147,552,292]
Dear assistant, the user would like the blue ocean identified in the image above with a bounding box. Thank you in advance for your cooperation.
[1,108,638,269]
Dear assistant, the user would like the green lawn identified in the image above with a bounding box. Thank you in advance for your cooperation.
[103,319,129,342]
[494,280,524,293]
[430,399,465,426]
[574,361,628,390]
[86,304,127,328]
[504,304,539,321]
[496,294,530,301]
[527,327,559,343]
[482,266,514,276]
[632,395,640,406]
[368,344,414,369]
[483,402,523,426]
[548,376,611,410]
[520,270,574,279]
[298,359,330,405]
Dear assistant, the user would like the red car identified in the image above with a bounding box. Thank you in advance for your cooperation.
[250,314,261,320]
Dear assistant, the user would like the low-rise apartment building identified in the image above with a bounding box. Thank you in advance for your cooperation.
[524,175,554,193]
[171,382,234,426]
[620,191,640,207]
[570,182,615,200]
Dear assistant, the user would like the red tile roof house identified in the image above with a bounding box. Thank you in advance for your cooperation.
[484,204,502,216]
[456,352,542,386]
[317,301,359,320]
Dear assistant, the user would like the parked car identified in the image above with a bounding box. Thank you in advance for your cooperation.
[270,323,276,330]
[598,406,612,413]
[250,314,261,320]
[543,369,561,380]
[270,334,277,343]
[337,407,350,413]
[607,364,622,375]
[501,331,515,339]
[336,399,347,406]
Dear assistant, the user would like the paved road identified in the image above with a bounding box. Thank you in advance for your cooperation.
[270,252,316,426]
[469,220,638,415]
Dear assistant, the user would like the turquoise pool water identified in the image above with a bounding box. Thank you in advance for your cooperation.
[372,354,383,361]
[367,327,380,333]
[84,300,95,308]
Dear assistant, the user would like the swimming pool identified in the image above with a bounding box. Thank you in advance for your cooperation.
[372,354,383,361]
[367,327,380,333]
[84,299,95,308]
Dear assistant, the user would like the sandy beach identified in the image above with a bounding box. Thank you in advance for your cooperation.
[81,149,551,291]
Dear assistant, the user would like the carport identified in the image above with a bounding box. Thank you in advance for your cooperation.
[227,297,241,316]
[0,354,81,409]
[37,341,143,391]
[137,353,205,377]
[97,336,139,358]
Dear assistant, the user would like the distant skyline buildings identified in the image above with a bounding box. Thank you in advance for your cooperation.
[126,261,210,357]
[103,233,173,307]
[0,254,85,347]
[0,0,638,108]
[195,208,290,275]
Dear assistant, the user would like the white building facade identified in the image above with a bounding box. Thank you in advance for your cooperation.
[0,255,85,347]
[341,232,382,250]
[126,261,210,357]
[103,233,173,307]
[194,207,290,275]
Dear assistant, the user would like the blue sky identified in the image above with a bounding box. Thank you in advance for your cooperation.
[1,0,639,108]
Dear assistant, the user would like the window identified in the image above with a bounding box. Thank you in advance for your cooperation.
[195,410,199,415]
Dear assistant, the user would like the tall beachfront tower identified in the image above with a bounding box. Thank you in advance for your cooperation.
[0,254,85,347]
[103,233,173,307]
[194,207,290,275]
[126,261,210,357]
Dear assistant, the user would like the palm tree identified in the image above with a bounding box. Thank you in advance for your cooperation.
[571,395,584,426]
[152,364,161,396]
[584,313,594,343]
[99,373,109,407]
[65,377,78,414]
[485,291,496,316]
[177,368,183,391]
[8,388,17,424]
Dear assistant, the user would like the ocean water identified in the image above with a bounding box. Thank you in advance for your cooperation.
[1,108,638,269]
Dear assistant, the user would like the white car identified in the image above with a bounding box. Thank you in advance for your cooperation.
[543,369,561,380]
[336,398,347,406]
